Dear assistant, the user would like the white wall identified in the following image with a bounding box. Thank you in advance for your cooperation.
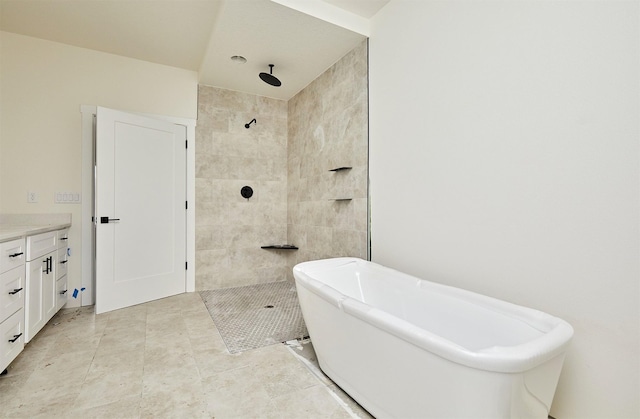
[369,1,638,418]
[0,32,198,307]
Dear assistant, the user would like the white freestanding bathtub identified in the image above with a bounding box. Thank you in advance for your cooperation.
[293,258,573,419]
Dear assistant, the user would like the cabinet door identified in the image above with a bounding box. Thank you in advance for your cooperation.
[26,232,57,261]
[57,247,68,280]
[57,229,69,250]
[25,259,44,343]
[25,252,55,343]
[43,252,56,324]
[0,239,25,274]
[0,309,24,372]
[56,276,68,311]
[1,266,25,322]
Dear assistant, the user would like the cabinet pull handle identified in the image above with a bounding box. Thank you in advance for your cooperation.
[60,237,68,241]
[8,288,23,295]
[60,290,68,295]
[9,252,24,258]
[43,256,53,274]
[60,260,68,264]
[8,333,22,343]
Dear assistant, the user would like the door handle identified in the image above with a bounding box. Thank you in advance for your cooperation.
[100,217,120,224]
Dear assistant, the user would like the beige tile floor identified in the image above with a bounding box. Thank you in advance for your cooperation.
[0,293,366,418]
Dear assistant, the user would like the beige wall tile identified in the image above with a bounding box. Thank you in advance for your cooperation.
[286,40,368,278]
[195,85,288,290]
[196,40,368,289]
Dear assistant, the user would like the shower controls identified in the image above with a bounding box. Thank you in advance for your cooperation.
[241,186,253,199]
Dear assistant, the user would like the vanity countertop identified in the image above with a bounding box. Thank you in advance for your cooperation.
[0,214,72,243]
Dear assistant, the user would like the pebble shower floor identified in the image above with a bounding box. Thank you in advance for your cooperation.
[200,281,309,354]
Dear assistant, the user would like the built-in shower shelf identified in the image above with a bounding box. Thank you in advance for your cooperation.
[329,167,352,172]
[261,244,299,250]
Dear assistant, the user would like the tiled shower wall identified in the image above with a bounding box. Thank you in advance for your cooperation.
[195,39,368,289]
[287,40,369,276]
[195,87,288,289]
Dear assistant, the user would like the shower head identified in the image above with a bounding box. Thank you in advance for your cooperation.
[245,118,256,129]
[259,64,281,87]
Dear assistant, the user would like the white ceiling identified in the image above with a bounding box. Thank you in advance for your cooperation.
[322,0,390,18]
[0,0,389,100]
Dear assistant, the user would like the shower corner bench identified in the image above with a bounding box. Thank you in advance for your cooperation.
[261,244,298,250]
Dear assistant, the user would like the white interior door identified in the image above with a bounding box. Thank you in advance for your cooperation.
[95,107,186,314]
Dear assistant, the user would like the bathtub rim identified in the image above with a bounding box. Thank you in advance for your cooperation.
[293,257,574,374]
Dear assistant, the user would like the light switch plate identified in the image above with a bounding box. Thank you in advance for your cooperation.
[55,192,81,204]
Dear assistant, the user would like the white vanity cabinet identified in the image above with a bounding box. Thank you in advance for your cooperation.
[25,231,58,343]
[0,239,26,373]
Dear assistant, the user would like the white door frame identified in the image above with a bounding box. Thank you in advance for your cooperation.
[80,105,196,306]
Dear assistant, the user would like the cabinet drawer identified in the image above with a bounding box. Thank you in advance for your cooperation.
[57,229,69,250]
[1,266,25,321]
[0,308,24,372]
[56,275,68,312]
[57,247,68,280]
[26,232,57,261]
[0,310,24,370]
[0,239,25,274]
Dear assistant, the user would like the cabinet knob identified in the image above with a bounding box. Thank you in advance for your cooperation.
[8,333,22,343]
[8,288,23,295]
